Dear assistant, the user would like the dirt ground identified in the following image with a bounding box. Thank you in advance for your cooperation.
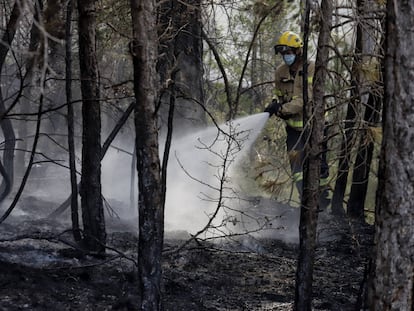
[0,195,373,311]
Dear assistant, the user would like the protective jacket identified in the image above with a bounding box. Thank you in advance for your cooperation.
[274,60,315,131]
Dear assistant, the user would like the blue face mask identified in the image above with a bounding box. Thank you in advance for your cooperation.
[283,54,296,66]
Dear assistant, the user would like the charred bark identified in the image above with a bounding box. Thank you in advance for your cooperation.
[130,0,164,309]
[367,0,414,309]
[65,0,80,241]
[77,0,106,253]
[0,1,21,201]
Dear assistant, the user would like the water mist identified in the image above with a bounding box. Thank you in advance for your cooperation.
[163,112,270,235]
[101,113,274,237]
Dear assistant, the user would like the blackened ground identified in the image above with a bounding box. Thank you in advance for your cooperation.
[0,196,373,311]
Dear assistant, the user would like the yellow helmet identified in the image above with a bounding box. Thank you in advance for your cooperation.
[274,31,303,54]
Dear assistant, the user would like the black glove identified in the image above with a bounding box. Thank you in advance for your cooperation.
[264,99,281,116]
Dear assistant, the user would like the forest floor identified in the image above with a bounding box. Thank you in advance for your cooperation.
[0,195,373,311]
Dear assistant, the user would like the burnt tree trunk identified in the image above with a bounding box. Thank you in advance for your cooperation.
[367,0,414,309]
[77,0,106,253]
[295,0,332,310]
[66,0,80,241]
[0,1,21,201]
[130,0,164,309]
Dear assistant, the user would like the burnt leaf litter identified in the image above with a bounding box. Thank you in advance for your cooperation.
[0,196,373,310]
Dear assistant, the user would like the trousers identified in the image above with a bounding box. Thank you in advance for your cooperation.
[285,126,330,209]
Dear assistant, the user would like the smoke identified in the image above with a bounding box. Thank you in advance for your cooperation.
[162,111,301,244]
[14,111,301,244]
[55,111,300,243]
[101,139,137,219]
[164,112,270,234]
[101,113,271,235]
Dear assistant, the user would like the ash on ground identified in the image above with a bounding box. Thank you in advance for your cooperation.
[0,196,373,310]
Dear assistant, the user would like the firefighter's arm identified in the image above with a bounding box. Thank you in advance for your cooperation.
[279,97,302,116]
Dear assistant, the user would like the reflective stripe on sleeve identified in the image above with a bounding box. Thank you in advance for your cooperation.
[286,119,303,128]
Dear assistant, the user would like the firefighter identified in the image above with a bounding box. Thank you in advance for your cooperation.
[264,30,330,209]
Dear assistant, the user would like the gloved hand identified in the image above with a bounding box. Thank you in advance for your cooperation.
[264,99,281,116]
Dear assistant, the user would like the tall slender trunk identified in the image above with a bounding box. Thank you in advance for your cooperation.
[295,0,332,310]
[130,0,164,309]
[77,0,106,253]
[367,1,414,308]
[0,1,22,201]
[66,0,80,241]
